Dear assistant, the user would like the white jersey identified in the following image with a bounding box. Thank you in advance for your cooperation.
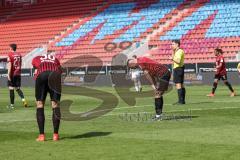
[130,68,141,79]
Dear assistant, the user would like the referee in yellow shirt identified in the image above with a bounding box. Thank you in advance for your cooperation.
[170,40,186,105]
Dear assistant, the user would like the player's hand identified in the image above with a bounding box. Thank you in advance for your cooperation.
[7,75,11,81]
[168,56,173,60]
[151,84,156,90]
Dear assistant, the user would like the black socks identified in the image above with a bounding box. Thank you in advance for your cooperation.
[9,90,15,105]
[177,88,186,104]
[212,82,218,94]
[36,108,45,134]
[52,107,61,134]
[16,89,25,99]
[36,107,61,135]
[155,97,163,115]
[224,81,234,92]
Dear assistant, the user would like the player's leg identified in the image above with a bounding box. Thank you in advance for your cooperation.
[51,100,61,141]
[222,75,235,96]
[35,73,48,142]
[153,73,170,120]
[7,78,15,109]
[137,76,142,92]
[8,87,15,109]
[207,75,219,97]
[49,71,62,141]
[14,76,28,107]
[36,100,46,141]
[153,91,164,120]
[133,78,139,92]
[174,67,185,104]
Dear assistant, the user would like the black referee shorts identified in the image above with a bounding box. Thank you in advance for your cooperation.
[35,71,61,102]
[154,71,171,92]
[8,75,21,87]
[173,66,185,84]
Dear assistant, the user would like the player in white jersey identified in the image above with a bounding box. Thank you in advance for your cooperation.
[130,55,142,92]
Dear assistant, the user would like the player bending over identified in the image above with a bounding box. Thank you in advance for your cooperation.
[207,48,235,97]
[127,56,171,120]
[32,51,62,141]
[129,55,142,92]
[7,44,28,109]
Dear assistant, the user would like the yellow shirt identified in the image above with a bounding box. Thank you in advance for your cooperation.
[173,49,184,69]
[237,63,240,69]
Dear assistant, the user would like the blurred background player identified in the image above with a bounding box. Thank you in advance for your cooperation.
[170,40,186,105]
[207,48,235,97]
[129,55,142,92]
[7,44,28,109]
[127,56,171,120]
[32,51,62,141]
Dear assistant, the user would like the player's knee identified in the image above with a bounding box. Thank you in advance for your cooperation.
[36,101,44,108]
[176,83,182,89]
[51,101,59,108]
[155,91,163,98]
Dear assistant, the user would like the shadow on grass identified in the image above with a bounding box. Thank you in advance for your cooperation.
[63,132,112,140]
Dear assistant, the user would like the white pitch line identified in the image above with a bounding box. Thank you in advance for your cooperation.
[112,100,240,111]
[0,100,240,123]
[105,106,240,117]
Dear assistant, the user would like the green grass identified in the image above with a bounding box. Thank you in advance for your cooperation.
[1,85,240,160]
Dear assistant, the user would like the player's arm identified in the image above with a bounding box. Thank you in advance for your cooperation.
[237,63,240,73]
[33,68,38,75]
[7,57,12,81]
[143,70,156,90]
[32,58,38,76]
[216,59,223,69]
[169,51,182,64]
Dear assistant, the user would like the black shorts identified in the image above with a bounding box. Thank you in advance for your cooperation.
[35,71,61,102]
[154,71,171,91]
[173,66,185,84]
[8,76,21,87]
[214,74,227,81]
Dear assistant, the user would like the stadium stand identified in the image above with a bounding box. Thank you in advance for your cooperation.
[0,0,107,57]
[0,0,240,66]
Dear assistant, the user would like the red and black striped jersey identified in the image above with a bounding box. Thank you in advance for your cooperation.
[32,54,61,79]
[8,52,22,77]
[215,55,227,76]
[137,57,169,77]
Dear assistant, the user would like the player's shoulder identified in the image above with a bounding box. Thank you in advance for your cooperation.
[177,48,184,54]
[217,55,224,60]
[32,56,42,63]
[138,56,154,62]
[8,52,13,57]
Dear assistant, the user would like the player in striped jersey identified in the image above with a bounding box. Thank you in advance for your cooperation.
[127,57,171,120]
[7,44,28,109]
[207,48,235,97]
[32,51,62,141]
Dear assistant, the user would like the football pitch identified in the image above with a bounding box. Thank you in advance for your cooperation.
[0,85,240,160]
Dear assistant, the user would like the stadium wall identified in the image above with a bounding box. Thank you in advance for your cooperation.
[0,72,240,88]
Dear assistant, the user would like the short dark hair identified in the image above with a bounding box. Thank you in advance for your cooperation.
[10,44,17,51]
[47,50,53,54]
[126,59,132,67]
[172,40,180,46]
[215,48,223,55]
[132,55,137,59]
